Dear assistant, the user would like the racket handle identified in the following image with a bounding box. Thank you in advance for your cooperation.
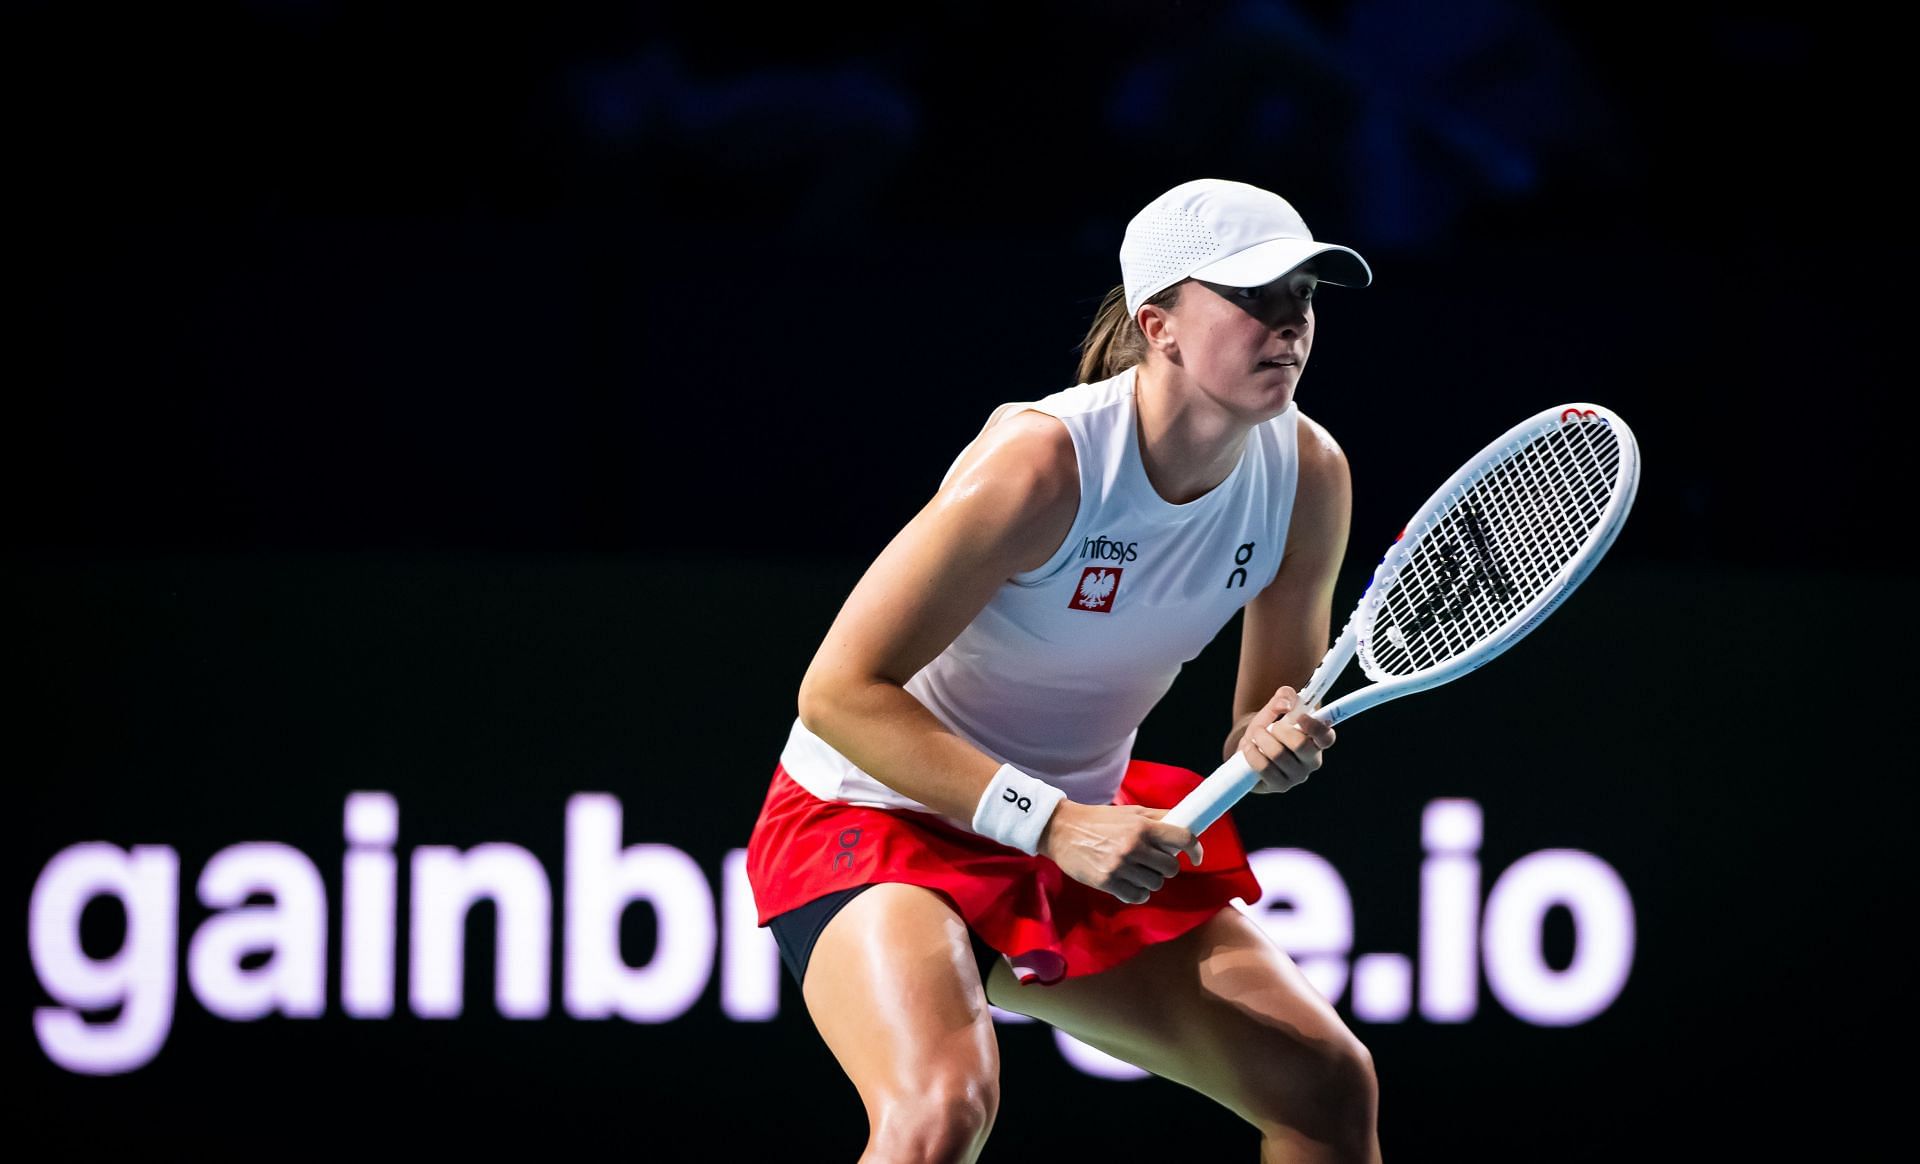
[1162,753,1258,835]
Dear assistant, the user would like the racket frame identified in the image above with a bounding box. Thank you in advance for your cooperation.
[1162,402,1639,834]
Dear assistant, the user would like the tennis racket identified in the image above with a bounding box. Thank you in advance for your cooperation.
[1164,402,1640,834]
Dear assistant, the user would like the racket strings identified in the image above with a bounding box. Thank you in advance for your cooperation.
[1365,420,1623,677]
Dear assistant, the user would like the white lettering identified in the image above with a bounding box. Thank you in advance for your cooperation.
[27,790,1639,1075]
[29,843,180,1075]
[1240,849,1353,1002]
[1483,849,1635,1026]
[188,843,327,1020]
[411,843,552,1019]
[563,794,714,1023]
[1351,954,1413,1023]
[720,848,779,1022]
[342,792,398,1019]
[1420,799,1481,1022]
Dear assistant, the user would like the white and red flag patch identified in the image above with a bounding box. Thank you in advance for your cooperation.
[1071,567,1122,613]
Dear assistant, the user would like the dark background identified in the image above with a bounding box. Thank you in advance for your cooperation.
[14,2,1911,1160]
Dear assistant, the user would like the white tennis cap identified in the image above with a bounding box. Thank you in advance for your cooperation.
[1120,178,1372,317]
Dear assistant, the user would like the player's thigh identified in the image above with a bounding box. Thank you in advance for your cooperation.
[984,903,1370,1124]
[802,883,1001,1103]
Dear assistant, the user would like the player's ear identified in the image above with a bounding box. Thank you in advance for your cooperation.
[1137,303,1177,354]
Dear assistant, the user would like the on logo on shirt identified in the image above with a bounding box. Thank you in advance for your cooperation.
[1071,567,1122,613]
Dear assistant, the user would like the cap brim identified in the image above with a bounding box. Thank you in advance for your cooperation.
[1191,238,1373,289]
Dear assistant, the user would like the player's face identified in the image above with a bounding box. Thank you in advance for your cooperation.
[1178,269,1318,419]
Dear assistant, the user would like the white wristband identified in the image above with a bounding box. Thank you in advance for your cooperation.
[971,764,1066,855]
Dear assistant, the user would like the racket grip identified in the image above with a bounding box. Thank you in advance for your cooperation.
[1162,753,1259,835]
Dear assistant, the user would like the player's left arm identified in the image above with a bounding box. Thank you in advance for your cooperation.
[1225,411,1352,789]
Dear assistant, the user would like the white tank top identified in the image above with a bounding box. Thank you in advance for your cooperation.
[779,365,1302,821]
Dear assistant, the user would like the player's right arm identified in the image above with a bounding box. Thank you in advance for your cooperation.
[795,410,1198,904]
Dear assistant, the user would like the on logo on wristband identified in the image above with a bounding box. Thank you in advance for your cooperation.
[974,764,1065,855]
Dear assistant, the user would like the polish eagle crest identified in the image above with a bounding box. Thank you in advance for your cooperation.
[1076,569,1117,608]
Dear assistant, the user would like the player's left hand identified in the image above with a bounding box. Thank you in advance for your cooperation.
[1240,685,1335,793]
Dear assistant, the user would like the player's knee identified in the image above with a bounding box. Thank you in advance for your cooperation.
[869,1071,1000,1164]
[1309,1035,1377,1146]
[1250,1034,1378,1153]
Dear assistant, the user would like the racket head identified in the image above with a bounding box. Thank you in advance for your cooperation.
[1348,402,1640,687]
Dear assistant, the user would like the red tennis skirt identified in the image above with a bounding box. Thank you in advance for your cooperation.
[744,760,1262,986]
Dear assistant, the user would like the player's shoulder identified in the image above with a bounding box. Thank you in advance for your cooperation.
[952,405,1076,495]
[1293,408,1350,483]
[928,404,1079,566]
[935,371,1135,506]
[1032,375,1134,420]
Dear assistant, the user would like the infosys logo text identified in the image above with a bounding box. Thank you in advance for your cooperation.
[1079,536,1138,563]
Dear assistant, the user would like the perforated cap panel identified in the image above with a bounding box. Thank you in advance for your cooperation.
[1119,204,1221,314]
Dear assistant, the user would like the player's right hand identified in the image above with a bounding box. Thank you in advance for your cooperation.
[1241,685,1336,794]
[1037,802,1202,904]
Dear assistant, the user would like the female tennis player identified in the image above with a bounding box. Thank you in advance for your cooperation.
[745,178,1382,1163]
